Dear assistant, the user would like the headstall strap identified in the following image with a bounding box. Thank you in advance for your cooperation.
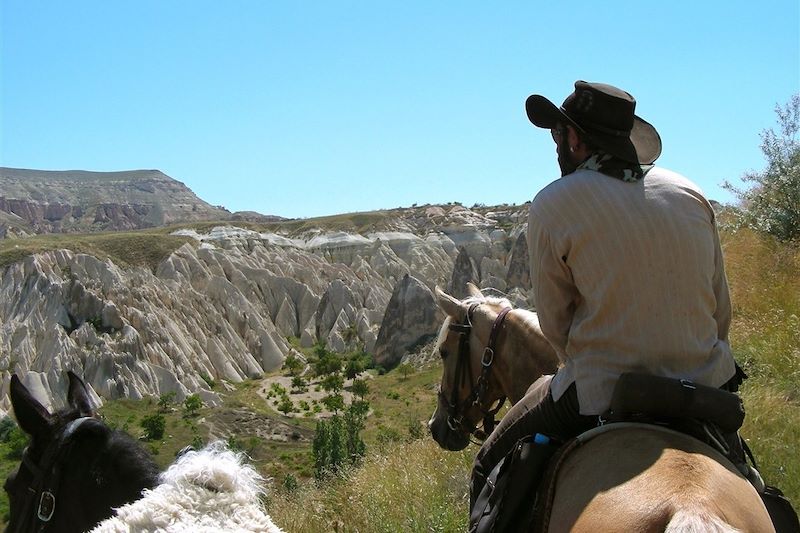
[15,417,94,533]
[445,303,513,440]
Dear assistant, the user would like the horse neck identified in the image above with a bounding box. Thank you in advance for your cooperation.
[475,307,559,404]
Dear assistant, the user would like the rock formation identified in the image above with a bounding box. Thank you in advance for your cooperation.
[0,167,235,234]
[0,195,534,410]
[373,274,441,370]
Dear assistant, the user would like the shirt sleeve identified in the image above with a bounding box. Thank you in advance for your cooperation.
[527,205,579,360]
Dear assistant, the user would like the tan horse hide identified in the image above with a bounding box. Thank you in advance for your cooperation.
[543,424,775,533]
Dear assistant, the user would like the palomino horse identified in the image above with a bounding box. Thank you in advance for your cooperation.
[5,371,283,533]
[429,284,774,532]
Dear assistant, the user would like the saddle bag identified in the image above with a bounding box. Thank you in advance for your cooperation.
[469,434,559,533]
[604,372,745,432]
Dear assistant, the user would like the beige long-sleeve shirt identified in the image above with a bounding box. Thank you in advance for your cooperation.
[527,166,735,415]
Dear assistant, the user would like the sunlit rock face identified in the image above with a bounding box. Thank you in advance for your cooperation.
[0,203,533,409]
[373,274,441,370]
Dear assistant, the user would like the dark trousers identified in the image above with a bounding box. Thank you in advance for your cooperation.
[469,375,597,509]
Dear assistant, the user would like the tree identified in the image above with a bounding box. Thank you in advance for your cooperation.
[283,353,304,376]
[0,417,28,459]
[312,343,342,376]
[397,362,415,381]
[184,394,203,416]
[291,375,308,393]
[322,393,345,414]
[140,414,166,440]
[350,378,369,400]
[277,395,295,415]
[312,403,367,479]
[157,391,177,412]
[321,373,344,394]
[725,94,800,243]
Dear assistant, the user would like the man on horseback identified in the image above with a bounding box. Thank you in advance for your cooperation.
[471,81,758,509]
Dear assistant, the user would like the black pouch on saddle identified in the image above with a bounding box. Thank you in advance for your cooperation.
[604,373,745,433]
[469,434,559,533]
[760,485,800,533]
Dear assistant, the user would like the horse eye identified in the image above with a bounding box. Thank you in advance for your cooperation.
[439,348,448,359]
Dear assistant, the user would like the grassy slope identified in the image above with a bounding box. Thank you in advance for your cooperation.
[0,227,796,531]
[723,229,800,500]
[266,227,800,531]
[0,230,196,271]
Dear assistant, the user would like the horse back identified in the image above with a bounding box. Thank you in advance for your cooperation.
[547,426,774,533]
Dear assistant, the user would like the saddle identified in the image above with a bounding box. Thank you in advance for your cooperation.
[470,373,799,533]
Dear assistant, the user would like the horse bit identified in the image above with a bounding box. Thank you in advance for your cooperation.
[441,303,512,441]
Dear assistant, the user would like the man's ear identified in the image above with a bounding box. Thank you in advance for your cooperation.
[10,374,52,436]
[566,125,581,151]
[67,371,95,417]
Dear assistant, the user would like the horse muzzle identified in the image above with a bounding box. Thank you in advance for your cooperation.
[428,405,471,451]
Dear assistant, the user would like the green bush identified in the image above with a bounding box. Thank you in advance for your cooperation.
[184,394,203,416]
[157,391,177,412]
[0,417,28,459]
[312,403,366,479]
[725,94,800,243]
[140,414,166,441]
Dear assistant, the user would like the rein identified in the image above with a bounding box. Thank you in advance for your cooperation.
[441,304,512,441]
[12,416,94,533]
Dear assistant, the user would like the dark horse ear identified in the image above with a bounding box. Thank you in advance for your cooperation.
[67,371,95,417]
[10,374,52,436]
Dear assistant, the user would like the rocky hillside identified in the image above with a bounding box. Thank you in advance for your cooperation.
[0,202,533,414]
[0,167,239,236]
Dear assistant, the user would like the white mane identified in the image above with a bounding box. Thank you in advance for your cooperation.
[91,441,283,533]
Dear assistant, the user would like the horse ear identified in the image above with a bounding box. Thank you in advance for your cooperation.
[466,282,482,298]
[67,371,95,417]
[10,374,52,436]
[434,286,468,318]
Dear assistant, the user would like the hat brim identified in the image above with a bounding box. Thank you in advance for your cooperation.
[525,94,662,165]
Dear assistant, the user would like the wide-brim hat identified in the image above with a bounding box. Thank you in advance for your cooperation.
[525,81,662,165]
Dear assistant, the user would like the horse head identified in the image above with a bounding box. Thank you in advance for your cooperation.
[5,371,158,533]
[428,283,517,451]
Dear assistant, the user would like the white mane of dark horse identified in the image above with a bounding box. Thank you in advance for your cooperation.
[92,442,283,532]
[5,371,283,533]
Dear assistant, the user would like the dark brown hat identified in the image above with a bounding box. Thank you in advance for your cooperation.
[526,81,662,164]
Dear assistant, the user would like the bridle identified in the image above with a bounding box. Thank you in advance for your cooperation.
[439,303,512,441]
[9,416,94,533]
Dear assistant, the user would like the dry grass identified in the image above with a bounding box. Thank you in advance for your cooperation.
[0,231,195,270]
[722,228,800,505]
[267,439,474,533]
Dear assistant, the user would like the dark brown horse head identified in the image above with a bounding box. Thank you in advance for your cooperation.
[5,371,158,533]
[428,283,513,451]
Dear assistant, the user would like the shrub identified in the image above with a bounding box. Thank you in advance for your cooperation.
[282,473,299,493]
[140,414,166,440]
[283,353,304,376]
[350,378,369,400]
[184,394,203,416]
[0,417,28,459]
[397,363,415,381]
[291,375,308,393]
[725,94,800,243]
[277,396,295,415]
[157,391,177,412]
[312,403,367,479]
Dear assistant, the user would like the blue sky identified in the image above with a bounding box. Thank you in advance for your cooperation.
[1,1,798,219]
